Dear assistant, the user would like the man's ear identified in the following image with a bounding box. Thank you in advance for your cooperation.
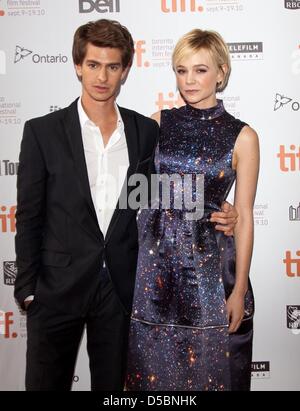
[75,64,82,78]
[121,65,131,84]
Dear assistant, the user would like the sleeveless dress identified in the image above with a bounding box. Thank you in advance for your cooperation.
[126,100,254,391]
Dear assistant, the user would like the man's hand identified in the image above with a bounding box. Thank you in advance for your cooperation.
[210,201,238,236]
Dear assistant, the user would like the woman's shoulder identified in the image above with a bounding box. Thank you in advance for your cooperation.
[151,107,182,126]
[150,111,161,125]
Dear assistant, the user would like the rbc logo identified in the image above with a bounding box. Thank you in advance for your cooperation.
[79,0,120,13]
[0,50,6,75]
[0,311,17,338]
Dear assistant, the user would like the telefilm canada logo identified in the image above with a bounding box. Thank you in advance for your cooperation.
[287,306,300,335]
[284,1,300,9]
[3,261,17,286]
[79,0,120,13]
[251,362,270,379]
[274,93,300,112]
[227,42,263,60]
[14,45,68,64]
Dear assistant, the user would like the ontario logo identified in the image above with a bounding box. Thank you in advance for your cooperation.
[274,93,300,111]
[14,45,68,64]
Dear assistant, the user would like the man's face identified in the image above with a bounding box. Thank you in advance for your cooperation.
[75,43,128,104]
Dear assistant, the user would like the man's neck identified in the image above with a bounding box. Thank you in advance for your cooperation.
[81,95,117,126]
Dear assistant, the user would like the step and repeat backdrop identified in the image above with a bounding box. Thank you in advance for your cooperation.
[0,0,299,391]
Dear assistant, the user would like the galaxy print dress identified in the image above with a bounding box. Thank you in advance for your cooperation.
[126,100,254,391]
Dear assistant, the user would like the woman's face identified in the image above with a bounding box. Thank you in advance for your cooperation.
[174,48,225,109]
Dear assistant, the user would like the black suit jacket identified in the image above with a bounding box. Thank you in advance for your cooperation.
[14,99,159,315]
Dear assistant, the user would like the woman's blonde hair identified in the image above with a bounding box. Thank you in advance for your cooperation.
[172,29,231,92]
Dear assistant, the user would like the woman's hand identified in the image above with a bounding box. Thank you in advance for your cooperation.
[226,290,245,334]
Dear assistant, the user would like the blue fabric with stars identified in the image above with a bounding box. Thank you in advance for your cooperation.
[126,100,254,391]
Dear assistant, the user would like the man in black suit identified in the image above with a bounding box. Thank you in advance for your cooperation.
[14,19,237,391]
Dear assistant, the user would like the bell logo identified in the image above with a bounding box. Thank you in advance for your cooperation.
[156,92,185,110]
[0,311,17,338]
[161,0,204,12]
[0,50,6,75]
[277,145,300,172]
[134,41,150,68]
[284,250,300,277]
[79,0,120,13]
[0,206,16,233]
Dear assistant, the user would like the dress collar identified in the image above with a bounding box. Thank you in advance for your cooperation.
[183,99,225,120]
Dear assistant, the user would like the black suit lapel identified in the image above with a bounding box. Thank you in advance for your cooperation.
[104,107,139,244]
[62,99,103,241]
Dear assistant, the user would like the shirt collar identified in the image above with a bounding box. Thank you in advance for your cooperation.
[77,98,124,133]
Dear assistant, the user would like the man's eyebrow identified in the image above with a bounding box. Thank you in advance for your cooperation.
[85,59,122,65]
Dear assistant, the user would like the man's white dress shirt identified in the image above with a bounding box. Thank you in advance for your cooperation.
[78,99,129,238]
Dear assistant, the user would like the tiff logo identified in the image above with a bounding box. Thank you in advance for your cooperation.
[277,145,300,172]
[156,92,185,110]
[79,0,120,13]
[135,41,150,68]
[0,50,6,74]
[161,0,204,12]
[0,311,17,338]
[0,206,16,233]
[284,250,300,277]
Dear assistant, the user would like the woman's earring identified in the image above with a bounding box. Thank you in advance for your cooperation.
[216,81,222,91]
